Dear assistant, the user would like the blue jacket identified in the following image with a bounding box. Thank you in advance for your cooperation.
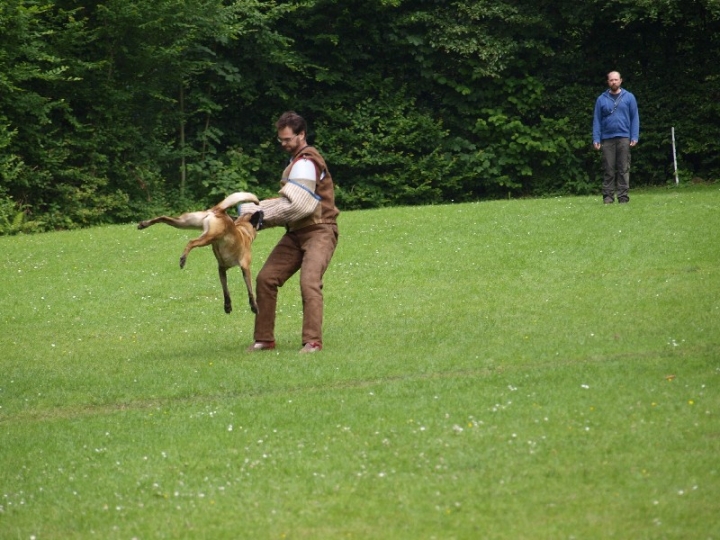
[592,89,640,144]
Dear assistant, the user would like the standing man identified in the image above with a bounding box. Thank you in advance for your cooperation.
[592,71,640,204]
[240,111,339,353]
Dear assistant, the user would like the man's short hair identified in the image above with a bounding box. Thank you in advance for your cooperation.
[276,111,307,135]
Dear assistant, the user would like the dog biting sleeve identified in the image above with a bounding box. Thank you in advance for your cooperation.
[236,159,320,229]
[236,184,320,229]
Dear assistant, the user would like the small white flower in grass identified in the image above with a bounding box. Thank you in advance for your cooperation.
[581,384,590,389]
[227,424,233,432]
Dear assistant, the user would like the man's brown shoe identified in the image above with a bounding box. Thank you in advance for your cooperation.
[246,341,276,352]
[299,342,322,353]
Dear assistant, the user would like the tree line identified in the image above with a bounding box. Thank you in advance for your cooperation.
[1,0,719,233]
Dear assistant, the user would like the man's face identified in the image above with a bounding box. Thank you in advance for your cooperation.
[277,127,304,154]
[607,73,622,93]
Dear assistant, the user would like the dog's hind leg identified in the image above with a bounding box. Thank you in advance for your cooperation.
[178,216,226,268]
[138,211,208,230]
[179,234,215,269]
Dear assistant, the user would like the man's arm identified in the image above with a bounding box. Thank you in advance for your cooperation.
[238,158,320,228]
[629,94,640,145]
[592,98,603,148]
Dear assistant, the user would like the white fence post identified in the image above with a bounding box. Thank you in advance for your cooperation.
[672,127,679,185]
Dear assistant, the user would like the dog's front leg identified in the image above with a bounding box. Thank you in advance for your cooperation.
[218,266,233,314]
[241,265,258,315]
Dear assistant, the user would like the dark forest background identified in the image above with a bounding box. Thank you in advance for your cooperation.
[2,0,718,233]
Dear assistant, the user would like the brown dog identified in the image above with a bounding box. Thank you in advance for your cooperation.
[138,192,263,314]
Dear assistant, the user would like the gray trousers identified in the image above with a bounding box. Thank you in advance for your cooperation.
[601,137,631,203]
[253,224,338,346]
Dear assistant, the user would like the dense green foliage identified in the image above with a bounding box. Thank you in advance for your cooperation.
[1,0,719,232]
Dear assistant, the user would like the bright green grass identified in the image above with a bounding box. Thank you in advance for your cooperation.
[1,185,719,539]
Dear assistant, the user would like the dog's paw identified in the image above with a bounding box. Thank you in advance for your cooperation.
[137,222,147,229]
[224,303,233,314]
[179,255,187,269]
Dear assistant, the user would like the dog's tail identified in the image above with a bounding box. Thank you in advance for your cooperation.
[215,192,260,211]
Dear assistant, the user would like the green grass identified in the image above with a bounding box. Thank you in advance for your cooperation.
[1,184,719,539]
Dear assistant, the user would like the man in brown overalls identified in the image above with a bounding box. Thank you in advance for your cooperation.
[240,111,339,353]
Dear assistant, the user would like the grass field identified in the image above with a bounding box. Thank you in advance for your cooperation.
[1,185,719,539]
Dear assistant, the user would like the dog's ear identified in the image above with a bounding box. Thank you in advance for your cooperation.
[249,210,264,230]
